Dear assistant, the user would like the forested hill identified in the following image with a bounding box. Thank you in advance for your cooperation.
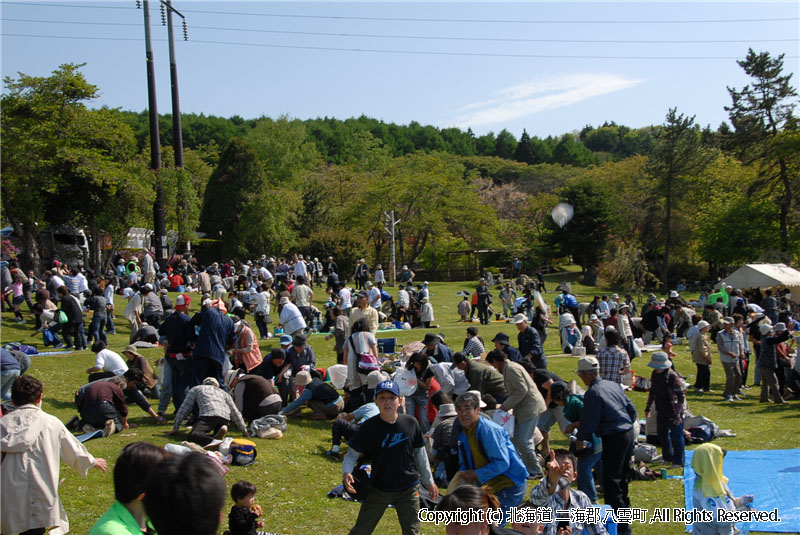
[119,110,722,167]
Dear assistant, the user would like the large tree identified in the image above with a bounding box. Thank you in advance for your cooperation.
[646,108,711,290]
[543,177,615,270]
[1,64,141,271]
[725,49,798,254]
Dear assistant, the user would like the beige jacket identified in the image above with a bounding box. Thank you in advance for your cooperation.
[1,405,97,535]
[692,332,713,365]
[349,306,379,334]
[499,360,546,423]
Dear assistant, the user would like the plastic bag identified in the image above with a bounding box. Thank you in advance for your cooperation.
[394,367,418,397]
[492,409,515,438]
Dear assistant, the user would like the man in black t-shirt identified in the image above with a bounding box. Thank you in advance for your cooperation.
[342,380,438,535]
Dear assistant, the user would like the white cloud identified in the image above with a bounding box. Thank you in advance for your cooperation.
[449,74,643,128]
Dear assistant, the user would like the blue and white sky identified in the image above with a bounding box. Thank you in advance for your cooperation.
[2,1,798,138]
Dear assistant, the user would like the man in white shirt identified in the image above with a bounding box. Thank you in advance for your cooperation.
[373,264,385,285]
[397,285,410,308]
[366,281,381,310]
[338,284,352,316]
[86,341,128,382]
[294,255,308,280]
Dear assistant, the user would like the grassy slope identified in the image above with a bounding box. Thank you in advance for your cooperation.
[2,273,797,535]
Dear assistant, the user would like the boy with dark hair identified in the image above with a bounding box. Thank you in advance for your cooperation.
[228,480,265,535]
[143,452,227,535]
[90,442,170,534]
[342,380,438,535]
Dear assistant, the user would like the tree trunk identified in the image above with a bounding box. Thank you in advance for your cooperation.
[19,224,40,274]
[778,157,791,253]
[662,174,673,292]
[398,227,405,267]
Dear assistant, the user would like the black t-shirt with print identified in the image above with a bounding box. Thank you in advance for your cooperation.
[348,413,424,492]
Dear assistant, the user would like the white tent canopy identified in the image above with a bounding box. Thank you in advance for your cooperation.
[724,263,800,289]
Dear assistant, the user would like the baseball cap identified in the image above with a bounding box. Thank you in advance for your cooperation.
[279,334,292,346]
[576,356,600,373]
[375,380,401,397]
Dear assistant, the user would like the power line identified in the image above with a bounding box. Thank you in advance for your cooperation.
[6,33,799,61]
[3,2,798,24]
[4,18,798,44]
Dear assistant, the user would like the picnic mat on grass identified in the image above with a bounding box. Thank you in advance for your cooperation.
[684,448,800,532]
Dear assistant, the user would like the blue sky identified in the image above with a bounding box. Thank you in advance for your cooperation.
[2,1,798,138]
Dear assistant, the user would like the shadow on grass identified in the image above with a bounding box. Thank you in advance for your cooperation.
[45,397,79,410]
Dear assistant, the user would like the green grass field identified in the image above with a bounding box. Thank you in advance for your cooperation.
[2,273,797,535]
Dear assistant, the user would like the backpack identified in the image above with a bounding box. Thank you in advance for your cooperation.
[3,342,38,355]
[229,438,257,466]
[689,424,714,444]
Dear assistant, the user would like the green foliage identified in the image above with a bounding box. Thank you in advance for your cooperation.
[543,177,615,269]
[552,134,597,167]
[494,129,518,159]
[646,108,712,289]
[725,49,799,253]
[695,196,780,267]
[598,241,660,295]
[1,64,141,271]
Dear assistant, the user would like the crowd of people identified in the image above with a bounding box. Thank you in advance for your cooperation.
[1,253,799,535]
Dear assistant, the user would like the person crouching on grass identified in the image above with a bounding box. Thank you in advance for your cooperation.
[342,380,438,535]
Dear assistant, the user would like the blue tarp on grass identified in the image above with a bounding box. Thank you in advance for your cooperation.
[684,448,800,533]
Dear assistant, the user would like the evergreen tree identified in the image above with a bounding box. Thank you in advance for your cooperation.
[647,108,711,290]
[514,129,536,164]
[494,129,518,159]
[725,49,798,253]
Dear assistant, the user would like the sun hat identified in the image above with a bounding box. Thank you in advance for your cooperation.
[366,370,388,389]
[721,316,734,325]
[437,403,457,419]
[224,369,242,390]
[670,290,679,298]
[422,333,439,345]
[589,314,599,322]
[697,320,710,330]
[456,390,487,408]
[294,371,312,387]
[774,322,787,333]
[122,345,144,358]
[491,332,510,344]
[279,296,290,305]
[760,323,774,336]
[510,313,527,324]
[576,356,600,374]
[647,351,672,370]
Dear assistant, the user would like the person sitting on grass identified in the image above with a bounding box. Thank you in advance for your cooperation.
[89,442,170,535]
[227,480,266,535]
[279,370,344,420]
[144,452,227,535]
[170,377,250,446]
[690,443,753,535]
[528,448,608,535]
